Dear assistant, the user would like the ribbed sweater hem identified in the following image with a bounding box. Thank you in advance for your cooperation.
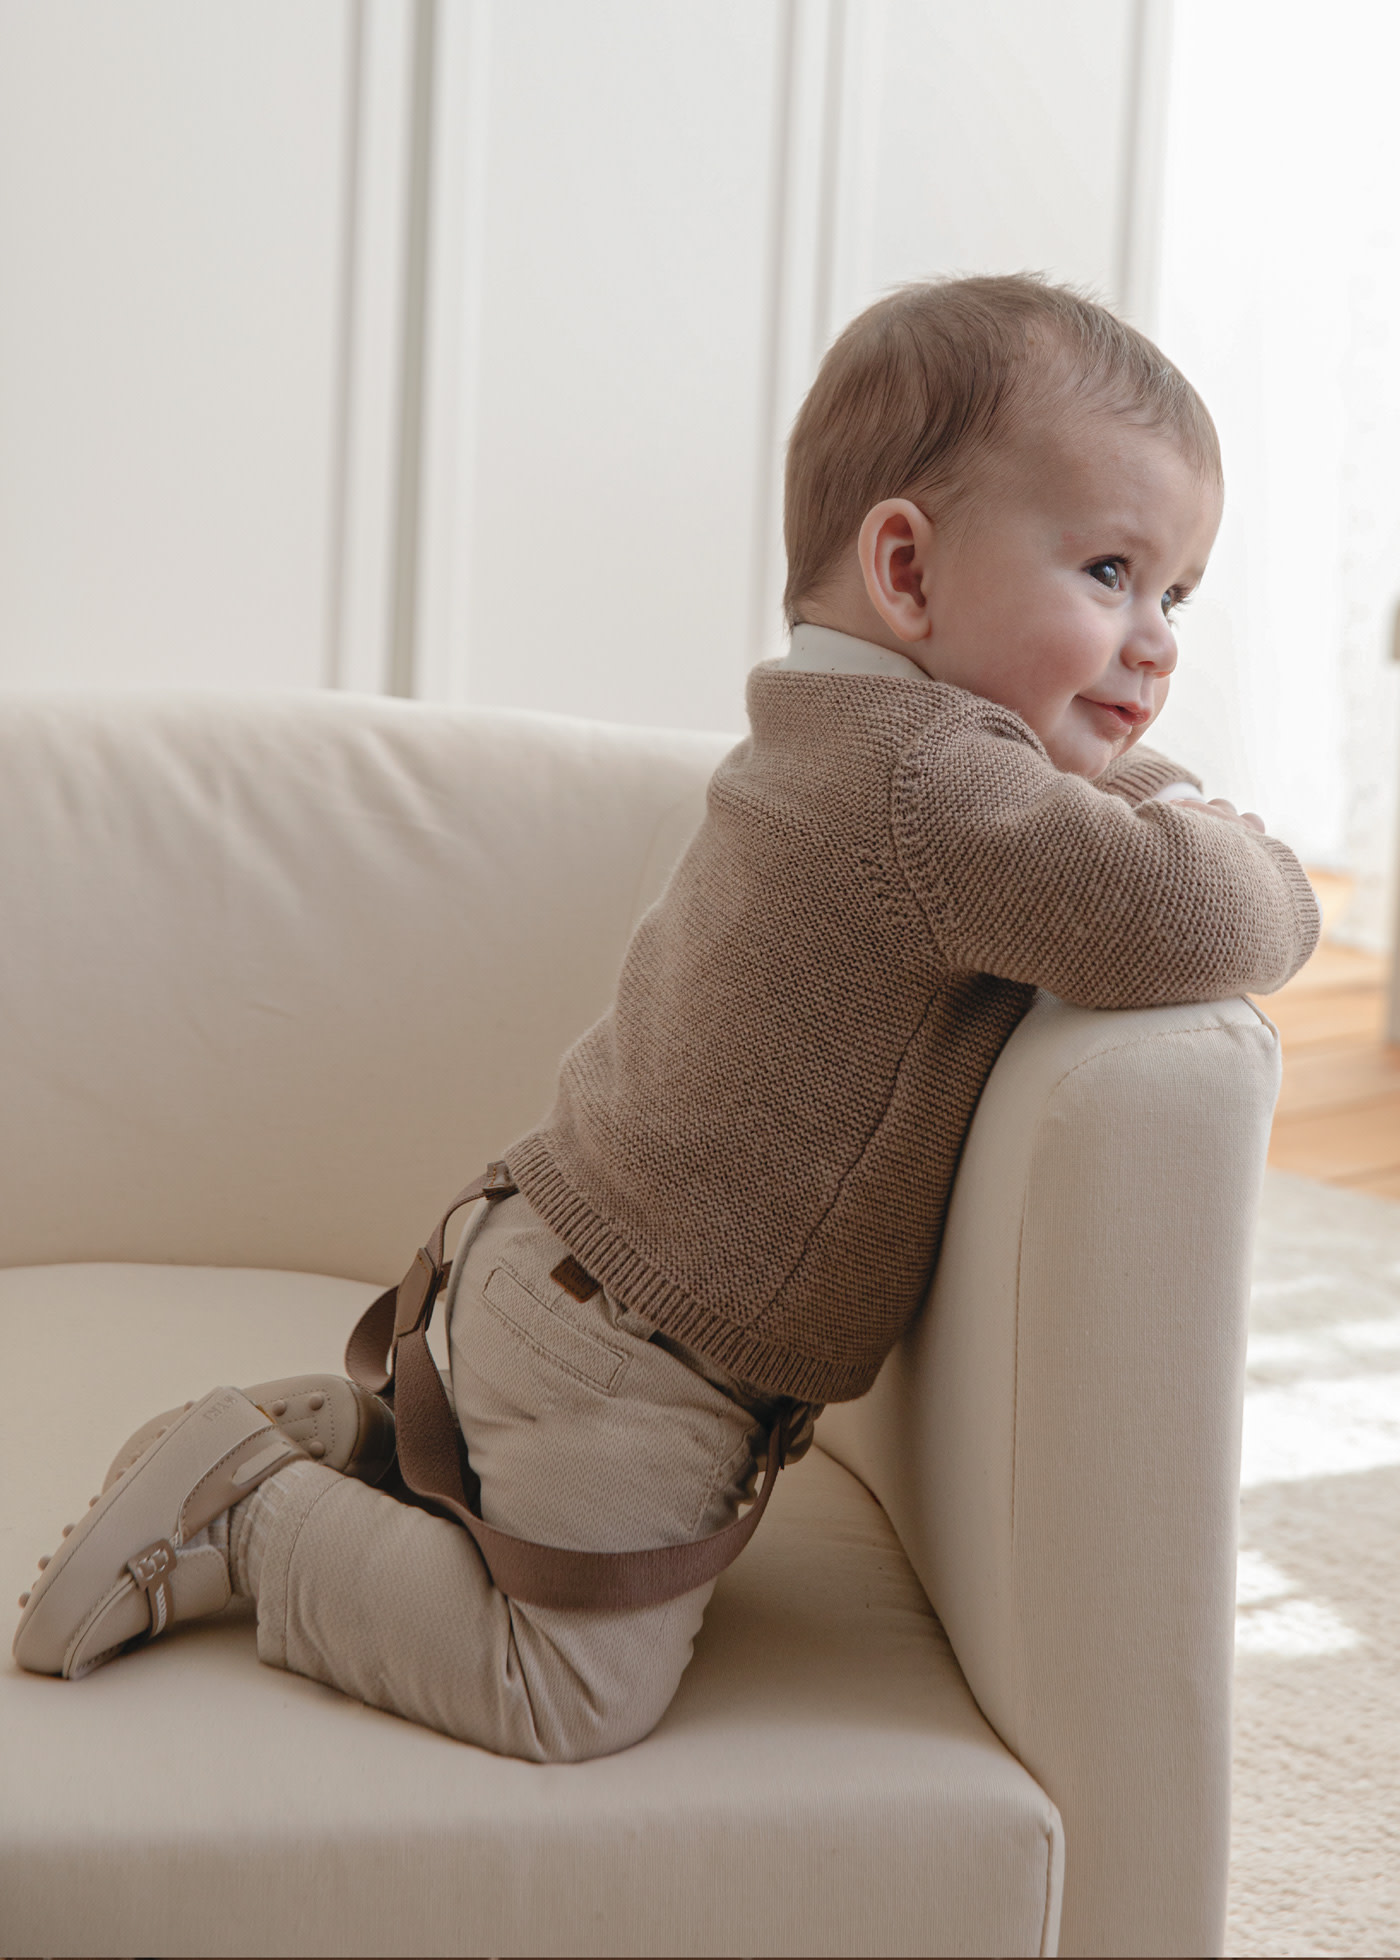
[1258,840,1324,982]
[506,1133,882,1404]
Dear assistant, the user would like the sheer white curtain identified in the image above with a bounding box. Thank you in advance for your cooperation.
[1148,0,1400,946]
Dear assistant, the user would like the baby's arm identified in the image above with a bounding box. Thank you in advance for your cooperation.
[1095,742,1266,835]
[895,722,1319,1009]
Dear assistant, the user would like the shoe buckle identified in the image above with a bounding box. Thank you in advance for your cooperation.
[128,1538,178,1640]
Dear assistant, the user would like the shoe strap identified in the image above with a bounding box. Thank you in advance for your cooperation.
[180,1426,307,1541]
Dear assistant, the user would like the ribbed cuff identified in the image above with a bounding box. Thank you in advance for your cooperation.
[1096,744,1203,806]
[1256,838,1324,986]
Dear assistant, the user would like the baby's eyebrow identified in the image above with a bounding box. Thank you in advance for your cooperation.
[1095,518,1167,549]
[1063,519,1151,553]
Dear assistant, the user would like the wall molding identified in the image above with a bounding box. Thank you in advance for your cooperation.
[747,0,886,667]
[415,0,493,705]
[386,0,438,697]
[1116,0,1173,330]
[326,0,414,694]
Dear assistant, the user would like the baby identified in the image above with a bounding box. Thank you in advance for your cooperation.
[14,275,1319,1759]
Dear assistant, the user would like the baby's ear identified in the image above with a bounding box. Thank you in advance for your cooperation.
[858,499,935,643]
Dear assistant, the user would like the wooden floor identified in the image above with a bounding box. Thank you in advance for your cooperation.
[1262,872,1400,1200]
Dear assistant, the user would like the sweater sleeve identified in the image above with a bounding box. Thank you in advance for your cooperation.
[893,717,1320,1009]
[1094,743,1203,806]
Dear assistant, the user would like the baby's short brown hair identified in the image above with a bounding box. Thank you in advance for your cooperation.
[783,273,1220,625]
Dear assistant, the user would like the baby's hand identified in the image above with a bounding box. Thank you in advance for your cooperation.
[1176,797,1266,835]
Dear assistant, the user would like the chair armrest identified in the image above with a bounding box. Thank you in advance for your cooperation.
[817,992,1279,1959]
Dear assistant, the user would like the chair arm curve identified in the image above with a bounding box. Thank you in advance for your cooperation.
[817,991,1279,1958]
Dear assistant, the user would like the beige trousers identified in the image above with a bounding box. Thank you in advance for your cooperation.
[252,1193,808,1761]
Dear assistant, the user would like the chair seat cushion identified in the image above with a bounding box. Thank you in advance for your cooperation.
[2,1263,1062,1958]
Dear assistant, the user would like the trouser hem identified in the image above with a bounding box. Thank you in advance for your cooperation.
[254,1462,346,1672]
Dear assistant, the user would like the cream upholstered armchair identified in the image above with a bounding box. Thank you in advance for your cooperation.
[0,694,1275,1959]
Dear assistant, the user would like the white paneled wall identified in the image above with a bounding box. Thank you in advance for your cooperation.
[0,0,1161,728]
[0,1,352,691]
[411,0,790,732]
[1147,0,1400,937]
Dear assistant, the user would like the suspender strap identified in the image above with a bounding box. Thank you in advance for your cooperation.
[345,1165,789,1612]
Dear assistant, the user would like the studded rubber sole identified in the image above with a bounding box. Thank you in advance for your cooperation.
[14,1388,304,1678]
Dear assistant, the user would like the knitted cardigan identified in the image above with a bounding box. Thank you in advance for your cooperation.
[508,656,1320,1402]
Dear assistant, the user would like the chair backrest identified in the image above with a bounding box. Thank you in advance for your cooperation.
[0,692,730,1281]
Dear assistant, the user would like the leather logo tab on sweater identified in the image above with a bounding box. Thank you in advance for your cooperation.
[551,1255,600,1303]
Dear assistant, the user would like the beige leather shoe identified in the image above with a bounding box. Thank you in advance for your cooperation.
[14,1387,307,1679]
[102,1374,395,1494]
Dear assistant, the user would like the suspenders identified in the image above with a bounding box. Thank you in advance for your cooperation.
[345,1165,790,1610]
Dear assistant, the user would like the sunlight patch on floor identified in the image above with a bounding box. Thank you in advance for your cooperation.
[1240,1373,1400,1488]
[1234,1548,1361,1657]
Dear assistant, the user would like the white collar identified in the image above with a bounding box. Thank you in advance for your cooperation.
[777,623,935,684]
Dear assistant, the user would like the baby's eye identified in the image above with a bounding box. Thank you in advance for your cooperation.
[1087,559,1122,590]
[1162,588,1190,621]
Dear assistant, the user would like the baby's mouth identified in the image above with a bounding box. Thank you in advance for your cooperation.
[1082,697,1150,733]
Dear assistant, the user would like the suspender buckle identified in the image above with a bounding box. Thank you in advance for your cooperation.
[482,1160,518,1198]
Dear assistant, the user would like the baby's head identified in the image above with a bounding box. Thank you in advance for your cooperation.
[784,275,1222,776]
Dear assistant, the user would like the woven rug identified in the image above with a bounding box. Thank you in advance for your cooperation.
[1229,1172,1400,1956]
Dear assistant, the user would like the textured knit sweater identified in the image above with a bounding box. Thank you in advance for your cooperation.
[508,628,1321,1402]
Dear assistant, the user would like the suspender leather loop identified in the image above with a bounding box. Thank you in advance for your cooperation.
[345,1164,790,1612]
[345,1169,508,1392]
[392,1251,439,1343]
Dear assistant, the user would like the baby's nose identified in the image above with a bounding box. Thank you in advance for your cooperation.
[1126,612,1179,673]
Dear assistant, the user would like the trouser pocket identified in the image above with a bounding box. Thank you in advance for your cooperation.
[450,1194,770,1554]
